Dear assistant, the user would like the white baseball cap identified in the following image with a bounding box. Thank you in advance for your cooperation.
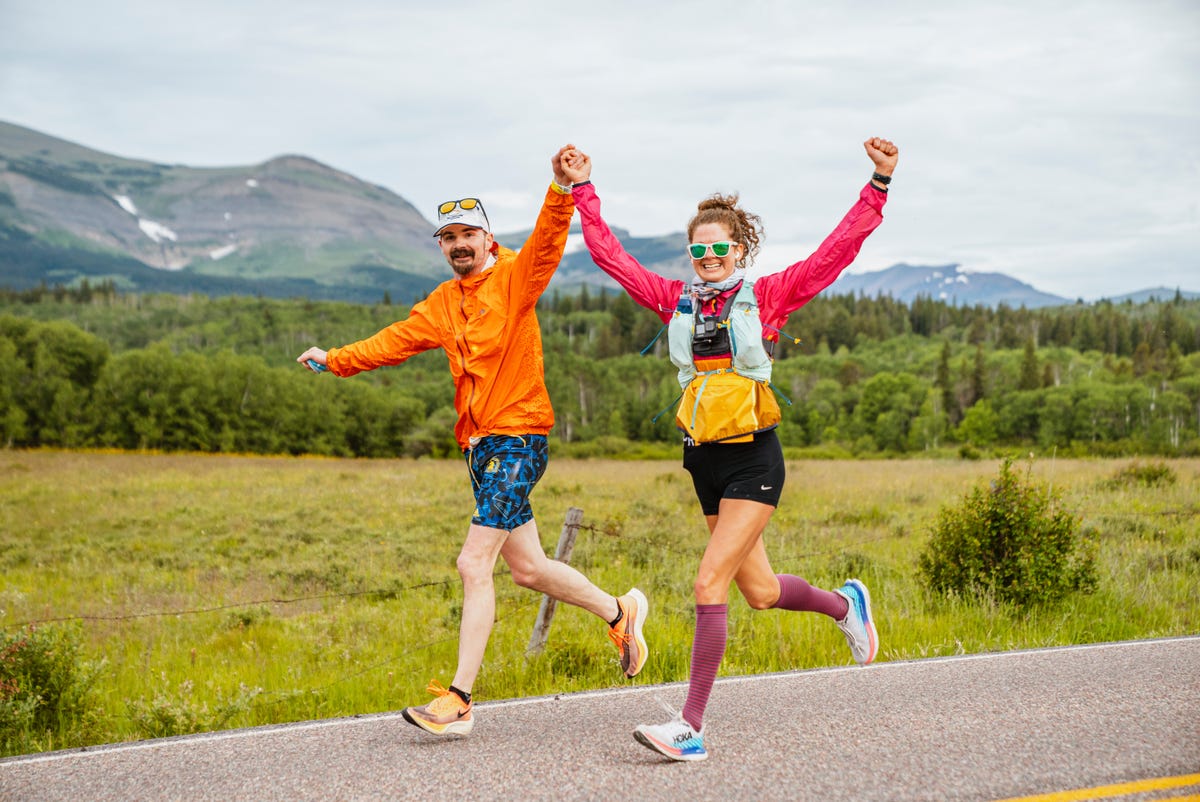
[433,197,491,237]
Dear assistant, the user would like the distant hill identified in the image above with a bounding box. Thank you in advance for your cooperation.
[822,263,1070,309]
[1102,287,1200,304]
[0,120,445,302]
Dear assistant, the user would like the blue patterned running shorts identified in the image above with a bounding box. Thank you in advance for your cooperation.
[465,434,549,530]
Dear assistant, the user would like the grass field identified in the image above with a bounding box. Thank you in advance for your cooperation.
[1,450,1197,755]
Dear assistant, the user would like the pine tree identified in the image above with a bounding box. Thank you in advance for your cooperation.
[1018,338,1040,390]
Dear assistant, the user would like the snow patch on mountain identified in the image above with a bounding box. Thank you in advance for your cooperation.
[139,219,178,243]
[113,195,137,215]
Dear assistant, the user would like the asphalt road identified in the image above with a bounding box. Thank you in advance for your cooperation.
[2,637,1198,802]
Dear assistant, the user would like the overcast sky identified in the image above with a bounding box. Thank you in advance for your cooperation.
[1,0,1197,299]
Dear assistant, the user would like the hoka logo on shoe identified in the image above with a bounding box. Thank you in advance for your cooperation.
[672,731,697,745]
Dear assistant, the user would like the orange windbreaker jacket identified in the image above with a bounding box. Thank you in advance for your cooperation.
[325,186,573,450]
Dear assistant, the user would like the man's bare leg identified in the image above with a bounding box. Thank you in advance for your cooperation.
[500,519,620,620]
[449,523,510,693]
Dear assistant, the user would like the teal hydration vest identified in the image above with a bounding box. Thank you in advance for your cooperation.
[666,280,774,389]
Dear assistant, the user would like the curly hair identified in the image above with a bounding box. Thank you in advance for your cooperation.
[686,193,763,269]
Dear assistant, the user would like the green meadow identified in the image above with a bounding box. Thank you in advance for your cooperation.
[1,450,1198,755]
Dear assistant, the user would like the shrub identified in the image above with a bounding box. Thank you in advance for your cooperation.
[0,660,39,748]
[1100,460,1178,489]
[0,624,104,754]
[958,443,983,461]
[918,459,1098,608]
[127,676,262,739]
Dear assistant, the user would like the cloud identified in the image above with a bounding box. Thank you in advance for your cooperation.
[1,0,1197,300]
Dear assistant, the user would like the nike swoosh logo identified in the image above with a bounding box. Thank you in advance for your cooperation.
[761,485,773,491]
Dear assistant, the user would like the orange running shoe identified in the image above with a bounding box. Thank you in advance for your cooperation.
[608,588,649,678]
[401,680,473,736]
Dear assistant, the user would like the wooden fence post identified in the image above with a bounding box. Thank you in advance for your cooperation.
[526,506,584,656]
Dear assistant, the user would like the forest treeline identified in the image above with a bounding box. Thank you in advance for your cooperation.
[2,280,1199,458]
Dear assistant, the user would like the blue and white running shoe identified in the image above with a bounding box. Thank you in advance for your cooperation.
[834,578,878,665]
[634,713,707,762]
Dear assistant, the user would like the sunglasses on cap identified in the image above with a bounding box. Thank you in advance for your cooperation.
[434,197,491,238]
[439,198,483,215]
[687,241,738,260]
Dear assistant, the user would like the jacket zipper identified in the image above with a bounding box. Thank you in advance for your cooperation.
[455,285,479,434]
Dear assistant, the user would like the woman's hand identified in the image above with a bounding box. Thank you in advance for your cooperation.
[864,137,899,180]
[551,143,577,187]
[560,148,592,185]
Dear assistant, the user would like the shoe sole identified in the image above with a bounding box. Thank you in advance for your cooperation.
[846,578,878,665]
[633,728,707,762]
[624,588,649,678]
[402,707,474,736]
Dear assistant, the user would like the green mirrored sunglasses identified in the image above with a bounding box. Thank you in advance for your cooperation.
[687,241,737,260]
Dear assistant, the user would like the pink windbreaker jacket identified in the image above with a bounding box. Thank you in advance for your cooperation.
[572,182,888,334]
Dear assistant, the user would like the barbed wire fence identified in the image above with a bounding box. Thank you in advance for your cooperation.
[3,514,915,632]
[9,504,1179,632]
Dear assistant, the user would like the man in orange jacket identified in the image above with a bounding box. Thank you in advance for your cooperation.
[297,145,648,738]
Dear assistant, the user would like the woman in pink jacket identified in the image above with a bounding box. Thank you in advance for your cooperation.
[561,139,899,762]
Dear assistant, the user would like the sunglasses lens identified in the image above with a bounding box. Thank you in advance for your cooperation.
[439,198,481,215]
[688,242,735,258]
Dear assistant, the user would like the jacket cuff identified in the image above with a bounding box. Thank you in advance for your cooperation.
[547,184,575,206]
[861,182,888,211]
[325,346,343,376]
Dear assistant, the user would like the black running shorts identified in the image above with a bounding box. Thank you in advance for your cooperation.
[682,429,785,515]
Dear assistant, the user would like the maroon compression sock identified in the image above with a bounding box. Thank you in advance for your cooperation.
[681,603,727,732]
[773,574,850,619]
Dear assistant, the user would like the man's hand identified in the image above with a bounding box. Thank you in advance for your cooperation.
[560,148,591,185]
[551,143,576,187]
[297,346,328,372]
[864,137,899,177]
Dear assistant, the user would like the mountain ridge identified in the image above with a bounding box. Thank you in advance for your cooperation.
[825,262,1069,308]
[0,120,446,299]
[2,120,1195,308]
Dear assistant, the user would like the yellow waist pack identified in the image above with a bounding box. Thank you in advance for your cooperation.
[676,369,781,444]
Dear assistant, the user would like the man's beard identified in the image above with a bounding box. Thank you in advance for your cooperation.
[449,247,476,277]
